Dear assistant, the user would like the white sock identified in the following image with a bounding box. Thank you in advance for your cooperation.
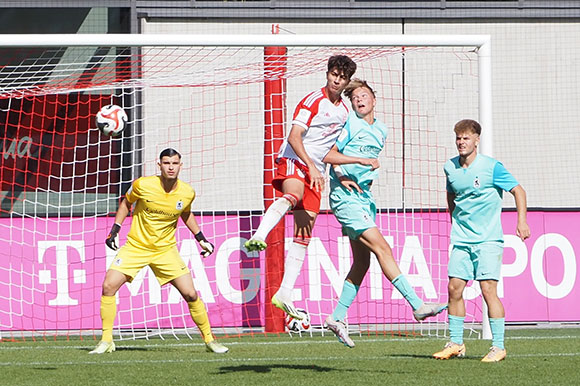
[276,241,307,301]
[253,195,295,241]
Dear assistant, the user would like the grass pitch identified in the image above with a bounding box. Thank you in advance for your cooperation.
[1,328,578,386]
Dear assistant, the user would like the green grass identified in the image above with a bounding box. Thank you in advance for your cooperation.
[1,328,579,385]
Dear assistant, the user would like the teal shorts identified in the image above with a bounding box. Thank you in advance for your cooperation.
[448,241,504,281]
[329,186,376,240]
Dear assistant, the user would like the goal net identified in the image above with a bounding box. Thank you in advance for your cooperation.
[0,34,490,341]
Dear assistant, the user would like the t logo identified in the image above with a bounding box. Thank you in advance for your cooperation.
[37,241,86,306]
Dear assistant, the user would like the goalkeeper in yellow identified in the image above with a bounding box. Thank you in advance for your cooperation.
[89,148,228,354]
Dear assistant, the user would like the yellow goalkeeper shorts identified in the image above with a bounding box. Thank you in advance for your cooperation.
[109,242,190,286]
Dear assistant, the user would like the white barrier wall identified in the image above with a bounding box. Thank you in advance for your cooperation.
[141,20,580,210]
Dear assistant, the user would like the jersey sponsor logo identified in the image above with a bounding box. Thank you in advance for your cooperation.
[176,200,183,210]
[144,206,180,218]
[358,145,382,155]
[473,176,480,188]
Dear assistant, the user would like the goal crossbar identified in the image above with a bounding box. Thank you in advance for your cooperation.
[0,33,490,48]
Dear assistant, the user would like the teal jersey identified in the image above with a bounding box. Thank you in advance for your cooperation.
[444,154,519,244]
[329,112,388,190]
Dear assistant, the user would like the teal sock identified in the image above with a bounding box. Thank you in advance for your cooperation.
[331,281,359,321]
[392,274,423,311]
[490,318,505,349]
[449,315,465,345]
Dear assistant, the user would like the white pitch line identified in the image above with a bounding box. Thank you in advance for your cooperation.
[1,352,580,367]
[1,333,579,351]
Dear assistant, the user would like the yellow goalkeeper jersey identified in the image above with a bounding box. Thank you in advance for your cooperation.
[125,175,195,250]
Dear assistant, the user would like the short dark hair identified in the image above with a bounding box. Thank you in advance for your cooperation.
[327,55,357,80]
[159,148,181,160]
[344,78,375,100]
[454,119,481,136]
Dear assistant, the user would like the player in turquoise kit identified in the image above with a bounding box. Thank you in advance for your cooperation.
[433,119,530,362]
[322,79,447,348]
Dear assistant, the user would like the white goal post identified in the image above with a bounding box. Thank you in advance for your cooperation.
[0,33,492,340]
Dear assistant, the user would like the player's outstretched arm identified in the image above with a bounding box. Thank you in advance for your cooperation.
[510,184,531,241]
[182,211,215,257]
[323,146,380,170]
[105,197,131,250]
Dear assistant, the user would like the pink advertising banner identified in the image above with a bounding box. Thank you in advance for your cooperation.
[0,211,578,331]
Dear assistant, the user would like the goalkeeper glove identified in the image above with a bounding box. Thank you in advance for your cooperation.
[195,231,214,258]
[105,223,121,251]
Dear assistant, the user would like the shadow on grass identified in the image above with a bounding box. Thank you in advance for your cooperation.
[388,353,438,359]
[217,363,338,374]
[390,353,481,361]
[115,346,151,352]
[82,346,151,354]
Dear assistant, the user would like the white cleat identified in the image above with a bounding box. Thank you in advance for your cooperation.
[413,302,448,322]
[89,340,116,354]
[324,316,355,348]
[205,340,229,354]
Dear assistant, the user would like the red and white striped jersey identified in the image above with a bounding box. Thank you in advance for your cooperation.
[277,87,349,173]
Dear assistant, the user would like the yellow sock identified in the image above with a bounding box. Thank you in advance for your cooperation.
[100,295,116,343]
[188,298,213,343]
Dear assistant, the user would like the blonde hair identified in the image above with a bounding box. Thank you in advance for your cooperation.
[454,119,481,135]
[344,78,375,100]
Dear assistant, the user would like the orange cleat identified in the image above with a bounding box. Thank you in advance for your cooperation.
[481,346,507,362]
[433,342,466,360]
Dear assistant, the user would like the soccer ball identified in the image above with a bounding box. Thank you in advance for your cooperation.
[96,104,128,137]
[285,309,311,333]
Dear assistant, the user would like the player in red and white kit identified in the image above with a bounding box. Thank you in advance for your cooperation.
[244,55,378,319]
